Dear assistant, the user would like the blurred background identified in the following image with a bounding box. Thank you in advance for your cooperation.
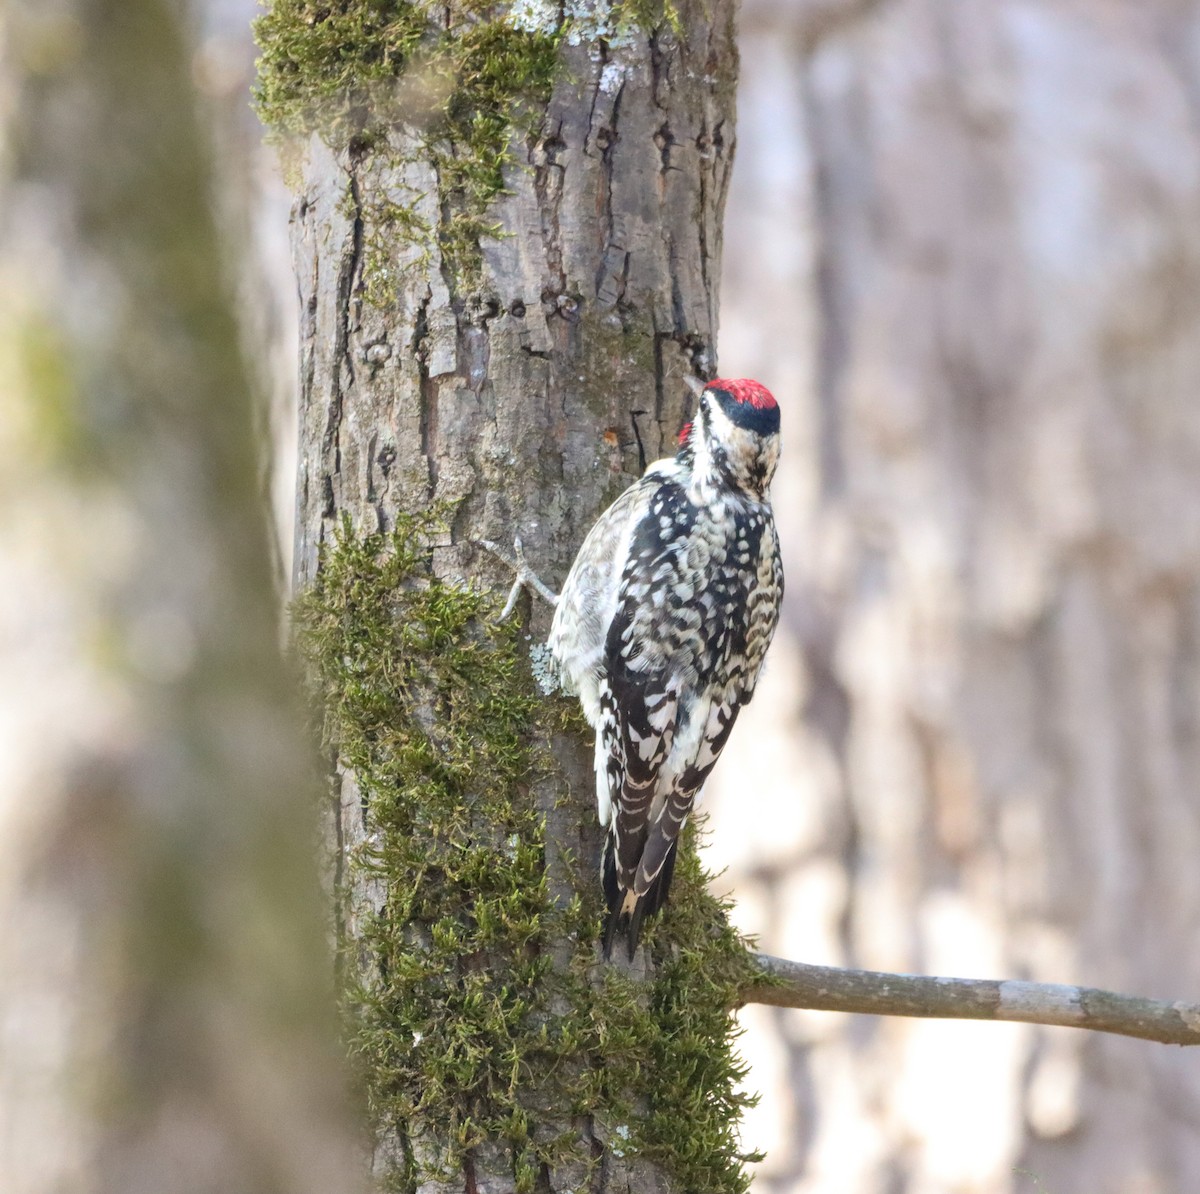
[199,0,1200,1190]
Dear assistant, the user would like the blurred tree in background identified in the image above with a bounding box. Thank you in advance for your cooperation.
[0,0,361,1189]
[712,1,1200,1190]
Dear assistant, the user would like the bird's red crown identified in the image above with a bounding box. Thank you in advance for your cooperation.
[707,378,777,410]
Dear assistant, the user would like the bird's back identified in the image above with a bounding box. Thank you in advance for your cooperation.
[549,375,784,959]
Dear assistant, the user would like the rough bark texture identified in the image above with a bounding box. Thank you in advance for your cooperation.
[276,3,744,1189]
[291,26,736,591]
[710,0,1200,1189]
[0,1,362,1190]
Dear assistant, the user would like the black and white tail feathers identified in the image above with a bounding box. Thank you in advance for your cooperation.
[601,833,679,961]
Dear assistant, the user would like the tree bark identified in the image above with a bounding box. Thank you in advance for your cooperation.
[265,2,750,1189]
[0,1,362,1190]
[288,22,735,588]
[713,0,1200,1188]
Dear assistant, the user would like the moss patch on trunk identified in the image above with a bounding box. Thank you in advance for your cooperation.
[293,516,759,1193]
[253,0,681,293]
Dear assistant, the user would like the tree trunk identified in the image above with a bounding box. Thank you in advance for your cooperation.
[259,2,758,1190]
[0,1,362,1190]
[712,0,1200,1189]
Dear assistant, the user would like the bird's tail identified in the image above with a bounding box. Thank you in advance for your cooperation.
[601,834,679,961]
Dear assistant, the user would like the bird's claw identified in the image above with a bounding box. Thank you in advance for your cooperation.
[477,534,559,621]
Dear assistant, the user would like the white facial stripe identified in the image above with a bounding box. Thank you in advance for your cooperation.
[700,396,780,493]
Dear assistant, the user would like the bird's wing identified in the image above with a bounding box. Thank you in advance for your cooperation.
[600,474,710,896]
[548,460,684,724]
[602,490,780,897]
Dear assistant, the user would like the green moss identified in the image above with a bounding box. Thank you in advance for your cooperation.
[435,18,559,285]
[255,2,560,295]
[253,0,428,141]
[254,0,696,296]
[611,0,683,35]
[585,837,763,1192]
[355,192,434,307]
[293,515,759,1193]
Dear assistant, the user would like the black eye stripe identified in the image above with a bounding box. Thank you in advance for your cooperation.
[709,388,780,436]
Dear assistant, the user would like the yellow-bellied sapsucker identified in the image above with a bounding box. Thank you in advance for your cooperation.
[549,378,784,959]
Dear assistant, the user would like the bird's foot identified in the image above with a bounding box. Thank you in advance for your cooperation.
[476,534,559,620]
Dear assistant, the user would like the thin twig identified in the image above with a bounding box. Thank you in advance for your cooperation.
[742,954,1200,1047]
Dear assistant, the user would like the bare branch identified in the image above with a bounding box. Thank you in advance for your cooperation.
[742,955,1200,1047]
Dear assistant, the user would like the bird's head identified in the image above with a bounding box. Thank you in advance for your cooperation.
[679,378,780,499]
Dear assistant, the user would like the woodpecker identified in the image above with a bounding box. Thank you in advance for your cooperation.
[549,377,784,959]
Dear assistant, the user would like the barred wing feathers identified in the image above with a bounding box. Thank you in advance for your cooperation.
[599,478,781,958]
[548,461,686,824]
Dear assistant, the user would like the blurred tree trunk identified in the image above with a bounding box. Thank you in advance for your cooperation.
[259,2,752,1190]
[0,0,362,1191]
[716,1,1200,1190]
